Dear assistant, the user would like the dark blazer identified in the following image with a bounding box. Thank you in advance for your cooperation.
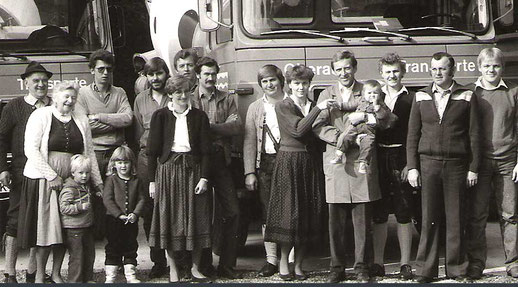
[406,82,480,172]
[147,107,211,181]
[103,175,145,218]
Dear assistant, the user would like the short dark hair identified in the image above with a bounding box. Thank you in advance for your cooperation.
[173,49,200,70]
[378,53,406,73]
[88,49,115,69]
[432,52,455,70]
[331,50,357,70]
[143,57,170,77]
[285,65,314,84]
[164,74,192,94]
[257,65,285,89]
[194,57,220,74]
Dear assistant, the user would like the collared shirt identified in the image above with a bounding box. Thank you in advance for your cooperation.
[197,90,218,124]
[262,93,288,154]
[290,95,311,116]
[382,85,408,112]
[134,89,170,148]
[432,82,454,120]
[25,93,50,108]
[92,83,112,104]
[474,77,508,91]
[168,102,191,152]
[339,81,356,103]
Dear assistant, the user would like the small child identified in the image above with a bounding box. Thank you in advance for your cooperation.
[103,146,145,283]
[330,80,397,174]
[59,154,96,283]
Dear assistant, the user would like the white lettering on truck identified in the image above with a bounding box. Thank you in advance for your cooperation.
[17,77,88,90]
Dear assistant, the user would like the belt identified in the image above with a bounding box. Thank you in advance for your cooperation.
[378,143,403,148]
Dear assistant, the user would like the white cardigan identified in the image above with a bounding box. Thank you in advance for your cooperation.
[23,106,103,187]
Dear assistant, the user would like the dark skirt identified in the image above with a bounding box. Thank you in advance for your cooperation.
[264,150,326,245]
[149,153,211,251]
[18,152,72,248]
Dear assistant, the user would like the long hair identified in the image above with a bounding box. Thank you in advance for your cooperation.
[106,145,137,176]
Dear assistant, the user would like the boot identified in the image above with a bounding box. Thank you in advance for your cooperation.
[124,264,141,283]
[104,265,118,283]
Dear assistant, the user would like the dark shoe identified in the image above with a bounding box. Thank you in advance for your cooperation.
[370,263,385,277]
[507,266,518,278]
[4,273,17,283]
[279,273,294,281]
[202,265,217,278]
[295,271,308,281]
[467,267,483,280]
[191,272,212,283]
[327,271,345,283]
[356,271,370,282]
[26,271,52,283]
[217,265,243,279]
[258,262,277,277]
[400,264,413,280]
[415,276,433,283]
[149,264,168,279]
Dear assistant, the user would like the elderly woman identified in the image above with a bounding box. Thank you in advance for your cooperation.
[147,75,212,283]
[17,81,103,283]
[264,65,335,281]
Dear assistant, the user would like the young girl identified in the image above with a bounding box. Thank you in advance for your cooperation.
[59,154,96,283]
[103,146,145,283]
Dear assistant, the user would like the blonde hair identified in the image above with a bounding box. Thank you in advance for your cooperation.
[106,145,137,176]
[70,154,91,173]
[477,48,504,67]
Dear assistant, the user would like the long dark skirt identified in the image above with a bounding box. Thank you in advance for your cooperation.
[18,152,72,248]
[264,150,326,245]
[149,153,212,251]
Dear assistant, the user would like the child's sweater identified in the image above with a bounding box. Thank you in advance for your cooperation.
[103,175,145,218]
[59,177,94,228]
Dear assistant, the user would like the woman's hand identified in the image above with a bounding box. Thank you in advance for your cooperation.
[194,179,208,195]
[48,176,63,191]
[317,99,337,110]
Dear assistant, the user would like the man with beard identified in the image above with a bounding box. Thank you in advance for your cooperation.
[133,57,170,279]
[174,49,199,90]
[0,61,52,283]
[193,57,243,279]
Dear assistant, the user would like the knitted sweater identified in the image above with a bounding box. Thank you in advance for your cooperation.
[59,177,94,228]
[77,84,132,150]
[407,82,480,172]
[103,175,145,218]
[23,106,103,187]
[0,97,46,171]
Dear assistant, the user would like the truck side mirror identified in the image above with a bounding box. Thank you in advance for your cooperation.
[496,0,514,26]
[198,0,220,31]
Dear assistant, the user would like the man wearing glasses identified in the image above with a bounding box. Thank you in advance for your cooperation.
[77,49,133,177]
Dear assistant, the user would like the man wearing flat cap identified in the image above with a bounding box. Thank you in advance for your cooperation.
[0,61,52,283]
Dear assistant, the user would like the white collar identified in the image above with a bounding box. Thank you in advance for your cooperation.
[338,81,356,93]
[382,85,408,97]
[168,102,191,117]
[474,77,508,91]
[262,92,288,104]
[25,94,49,106]
[432,82,454,94]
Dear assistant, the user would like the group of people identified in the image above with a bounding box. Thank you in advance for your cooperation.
[0,46,516,284]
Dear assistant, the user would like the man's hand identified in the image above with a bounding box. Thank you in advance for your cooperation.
[194,179,208,195]
[348,112,366,125]
[467,171,478,188]
[407,169,421,188]
[0,171,11,187]
[512,163,518,183]
[316,99,338,110]
[149,182,156,199]
[225,114,238,123]
[245,173,258,191]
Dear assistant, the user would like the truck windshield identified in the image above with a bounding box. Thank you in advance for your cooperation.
[0,0,105,52]
[242,0,489,37]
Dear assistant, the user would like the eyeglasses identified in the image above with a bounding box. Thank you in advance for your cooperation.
[95,67,114,73]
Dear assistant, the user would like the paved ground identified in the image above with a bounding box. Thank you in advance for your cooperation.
[2,217,518,283]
